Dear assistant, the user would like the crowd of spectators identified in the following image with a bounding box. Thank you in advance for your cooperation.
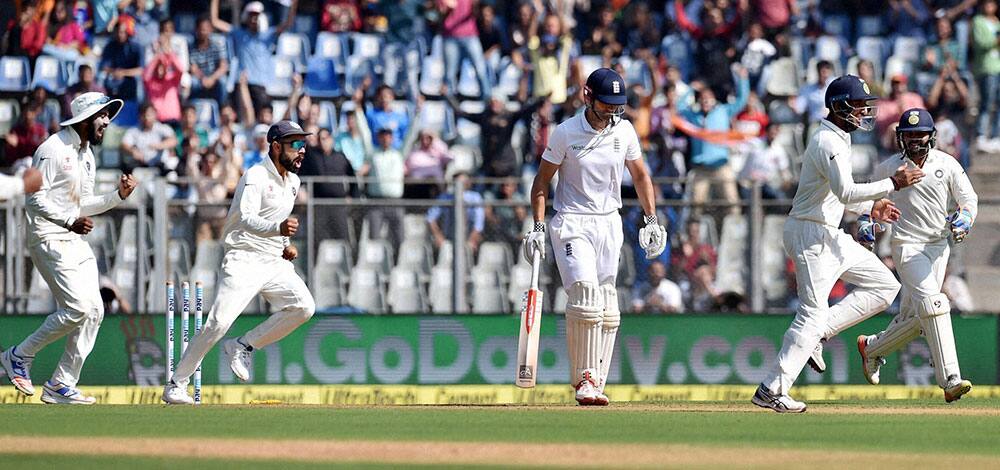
[1,0,988,313]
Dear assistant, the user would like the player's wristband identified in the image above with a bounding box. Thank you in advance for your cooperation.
[643,214,658,226]
[890,176,901,191]
[533,221,545,233]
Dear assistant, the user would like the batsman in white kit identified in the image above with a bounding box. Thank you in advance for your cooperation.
[752,75,924,412]
[1,92,138,404]
[523,68,667,406]
[855,108,977,403]
[163,120,316,405]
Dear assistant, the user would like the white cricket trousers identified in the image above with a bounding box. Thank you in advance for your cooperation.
[550,212,624,289]
[172,249,315,386]
[894,240,949,320]
[764,218,900,395]
[17,238,104,387]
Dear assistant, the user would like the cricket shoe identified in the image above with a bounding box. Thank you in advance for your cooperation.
[593,391,610,406]
[162,380,195,405]
[575,372,600,406]
[1,346,35,396]
[857,335,886,385]
[944,377,972,403]
[40,381,96,405]
[807,340,826,373]
[751,384,807,413]
[223,338,252,382]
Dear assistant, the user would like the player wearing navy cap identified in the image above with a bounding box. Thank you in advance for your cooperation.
[855,108,978,403]
[752,75,925,412]
[522,68,667,406]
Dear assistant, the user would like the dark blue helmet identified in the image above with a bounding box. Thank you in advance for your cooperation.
[896,108,936,160]
[825,75,879,131]
[584,68,626,126]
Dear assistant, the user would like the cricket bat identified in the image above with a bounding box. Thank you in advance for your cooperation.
[515,250,544,388]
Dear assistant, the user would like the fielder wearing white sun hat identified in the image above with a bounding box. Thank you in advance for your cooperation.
[59,92,123,127]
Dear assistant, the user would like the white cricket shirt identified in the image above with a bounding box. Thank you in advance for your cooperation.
[0,174,24,200]
[788,119,894,227]
[25,127,123,246]
[222,155,299,256]
[541,113,641,214]
[872,149,978,244]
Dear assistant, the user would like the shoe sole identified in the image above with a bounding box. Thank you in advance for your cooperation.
[576,396,599,406]
[1,354,34,396]
[40,393,95,405]
[857,335,879,385]
[945,382,972,403]
[161,396,195,405]
[750,395,807,413]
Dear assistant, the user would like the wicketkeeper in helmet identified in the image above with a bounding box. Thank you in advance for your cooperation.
[523,68,667,406]
[853,108,977,403]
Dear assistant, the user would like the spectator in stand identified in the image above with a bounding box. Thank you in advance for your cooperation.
[426,170,485,255]
[360,82,410,150]
[379,0,424,101]
[621,2,661,56]
[61,64,106,121]
[210,0,299,116]
[16,4,49,60]
[973,0,1000,151]
[507,2,535,71]
[877,74,927,148]
[650,81,689,200]
[243,124,270,171]
[484,179,527,250]
[527,13,573,105]
[928,61,972,163]
[300,128,357,242]
[363,127,410,247]
[856,59,885,97]
[189,14,229,106]
[888,0,931,39]
[679,67,749,217]
[922,17,967,73]
[675,0,744,98]
[672,219,721,312]
[404,129,453,199]
[2,101,47,167]
[631,261,684,314]
[175,104,210,155]
[185,135,233,242]
[110,0,166,49]
[478,3,507,81]
[735,91,769,137]
[211,103,247,163]
[444,85,546,178]
[438,0,492,99]
[121,103,178,171]
[28,86,60,134]
[795,59,834,126]
[739,23,777,90]
[738,123,793,200]
[143,44,184,124]
[335,111,368,173]
[92,0,118,34]
[751,0,798,36]
[321,0,362,32]
[43,0,86,61]
[581,5,622,59]
[100,21,143,102]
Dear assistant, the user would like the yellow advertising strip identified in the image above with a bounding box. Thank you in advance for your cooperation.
[4,385,1000,405]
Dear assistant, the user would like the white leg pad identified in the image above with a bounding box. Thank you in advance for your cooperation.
[866,313,921,359]
[917,293,960,388]
[565,281,604,385]
[598,284,620,392]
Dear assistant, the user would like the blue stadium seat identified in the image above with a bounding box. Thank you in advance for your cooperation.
[174,13,197,35]
[493,62,522,100]
[855,36,889,66]
[415,100,454,137]
[30,55,69,94]
[892,36,924,64]
[317,100,337,129]
[349,33,383,63]
[456,60,481,98]
[116,100,140,128]
[0,56,31,92]
[277,32,310,69]
[293,15,318,44]
[856,15,884,37]
[814,35,843,65]
[314,32,348,68]
[345,57,376,95]
[304,57,342,99]
[190,98,220,129]
[418,56,445,97]
[823,13,852,41]
[267,57,296,97]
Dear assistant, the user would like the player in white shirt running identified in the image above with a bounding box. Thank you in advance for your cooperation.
[163,120,316,405]
[0,92,138,404]
[752,76,924,413]
[523,68,667,406]
[854,108,977,403]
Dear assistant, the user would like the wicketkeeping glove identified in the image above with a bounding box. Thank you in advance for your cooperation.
[521,222,546,263]
[638,214,668,259]
[856,214,883,251]
[947,208,973,243]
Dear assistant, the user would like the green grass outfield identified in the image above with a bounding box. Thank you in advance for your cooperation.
[2,399,1000,468]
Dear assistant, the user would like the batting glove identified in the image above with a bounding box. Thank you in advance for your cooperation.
[856,214,883,251]
[521,222,546,263]
[947,208,973,243]
[638,214,668,259]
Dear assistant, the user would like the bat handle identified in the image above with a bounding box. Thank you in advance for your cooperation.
[530,250,541,291]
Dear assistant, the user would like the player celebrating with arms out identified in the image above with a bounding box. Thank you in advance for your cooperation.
[753,75,925,413]
[855,108,977,402]
[523,68,667,406]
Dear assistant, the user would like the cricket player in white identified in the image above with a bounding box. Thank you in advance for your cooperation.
[855,108,977,403]
[523,68,667,406]
[1,92,138,404]
[163,120,315,405]
[752,76,924,412]
[0,167,42,200]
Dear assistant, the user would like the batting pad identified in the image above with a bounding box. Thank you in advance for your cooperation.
[598,284,620,392]
[565,281,603,385]
[917,293,960,388]
[866,313,921,359]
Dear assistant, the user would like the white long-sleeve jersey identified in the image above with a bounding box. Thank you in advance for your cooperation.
[872,149,977,244]
[222,155,299,257]
[788,120,895,227]
[25,127,123,246]
[0,174,25,200]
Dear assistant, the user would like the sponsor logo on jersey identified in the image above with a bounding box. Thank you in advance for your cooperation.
[614,137,620,152]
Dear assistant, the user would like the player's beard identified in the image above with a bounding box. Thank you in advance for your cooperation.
[82,120,105,146]
[280,152,301,174]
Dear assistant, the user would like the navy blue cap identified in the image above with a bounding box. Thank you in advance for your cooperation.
[824,74,878,109]
[267,120,312,143]
[586,68,627,106]
[897,108,935,132]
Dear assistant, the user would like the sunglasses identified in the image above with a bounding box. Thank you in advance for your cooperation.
[283,140,306,150]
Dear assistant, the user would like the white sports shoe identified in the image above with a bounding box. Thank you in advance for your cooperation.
[162,381,195,405]
[807,340,826,373]
[40,381,96,405]
[1,347,35,396]
[593,391,610,406]
[751,384,807,413]
[857,335,885,385]
[944,377,972,403]
[223,339,252,382]
[575,372,600,406]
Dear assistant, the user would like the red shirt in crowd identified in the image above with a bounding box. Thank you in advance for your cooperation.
[438,0,478,38]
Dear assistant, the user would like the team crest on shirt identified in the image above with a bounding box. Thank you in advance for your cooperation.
[291,187,297,197]
[614,137,620,152]
[935,169,944,179]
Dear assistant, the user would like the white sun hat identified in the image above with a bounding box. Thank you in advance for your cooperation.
[59,92,123,127]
